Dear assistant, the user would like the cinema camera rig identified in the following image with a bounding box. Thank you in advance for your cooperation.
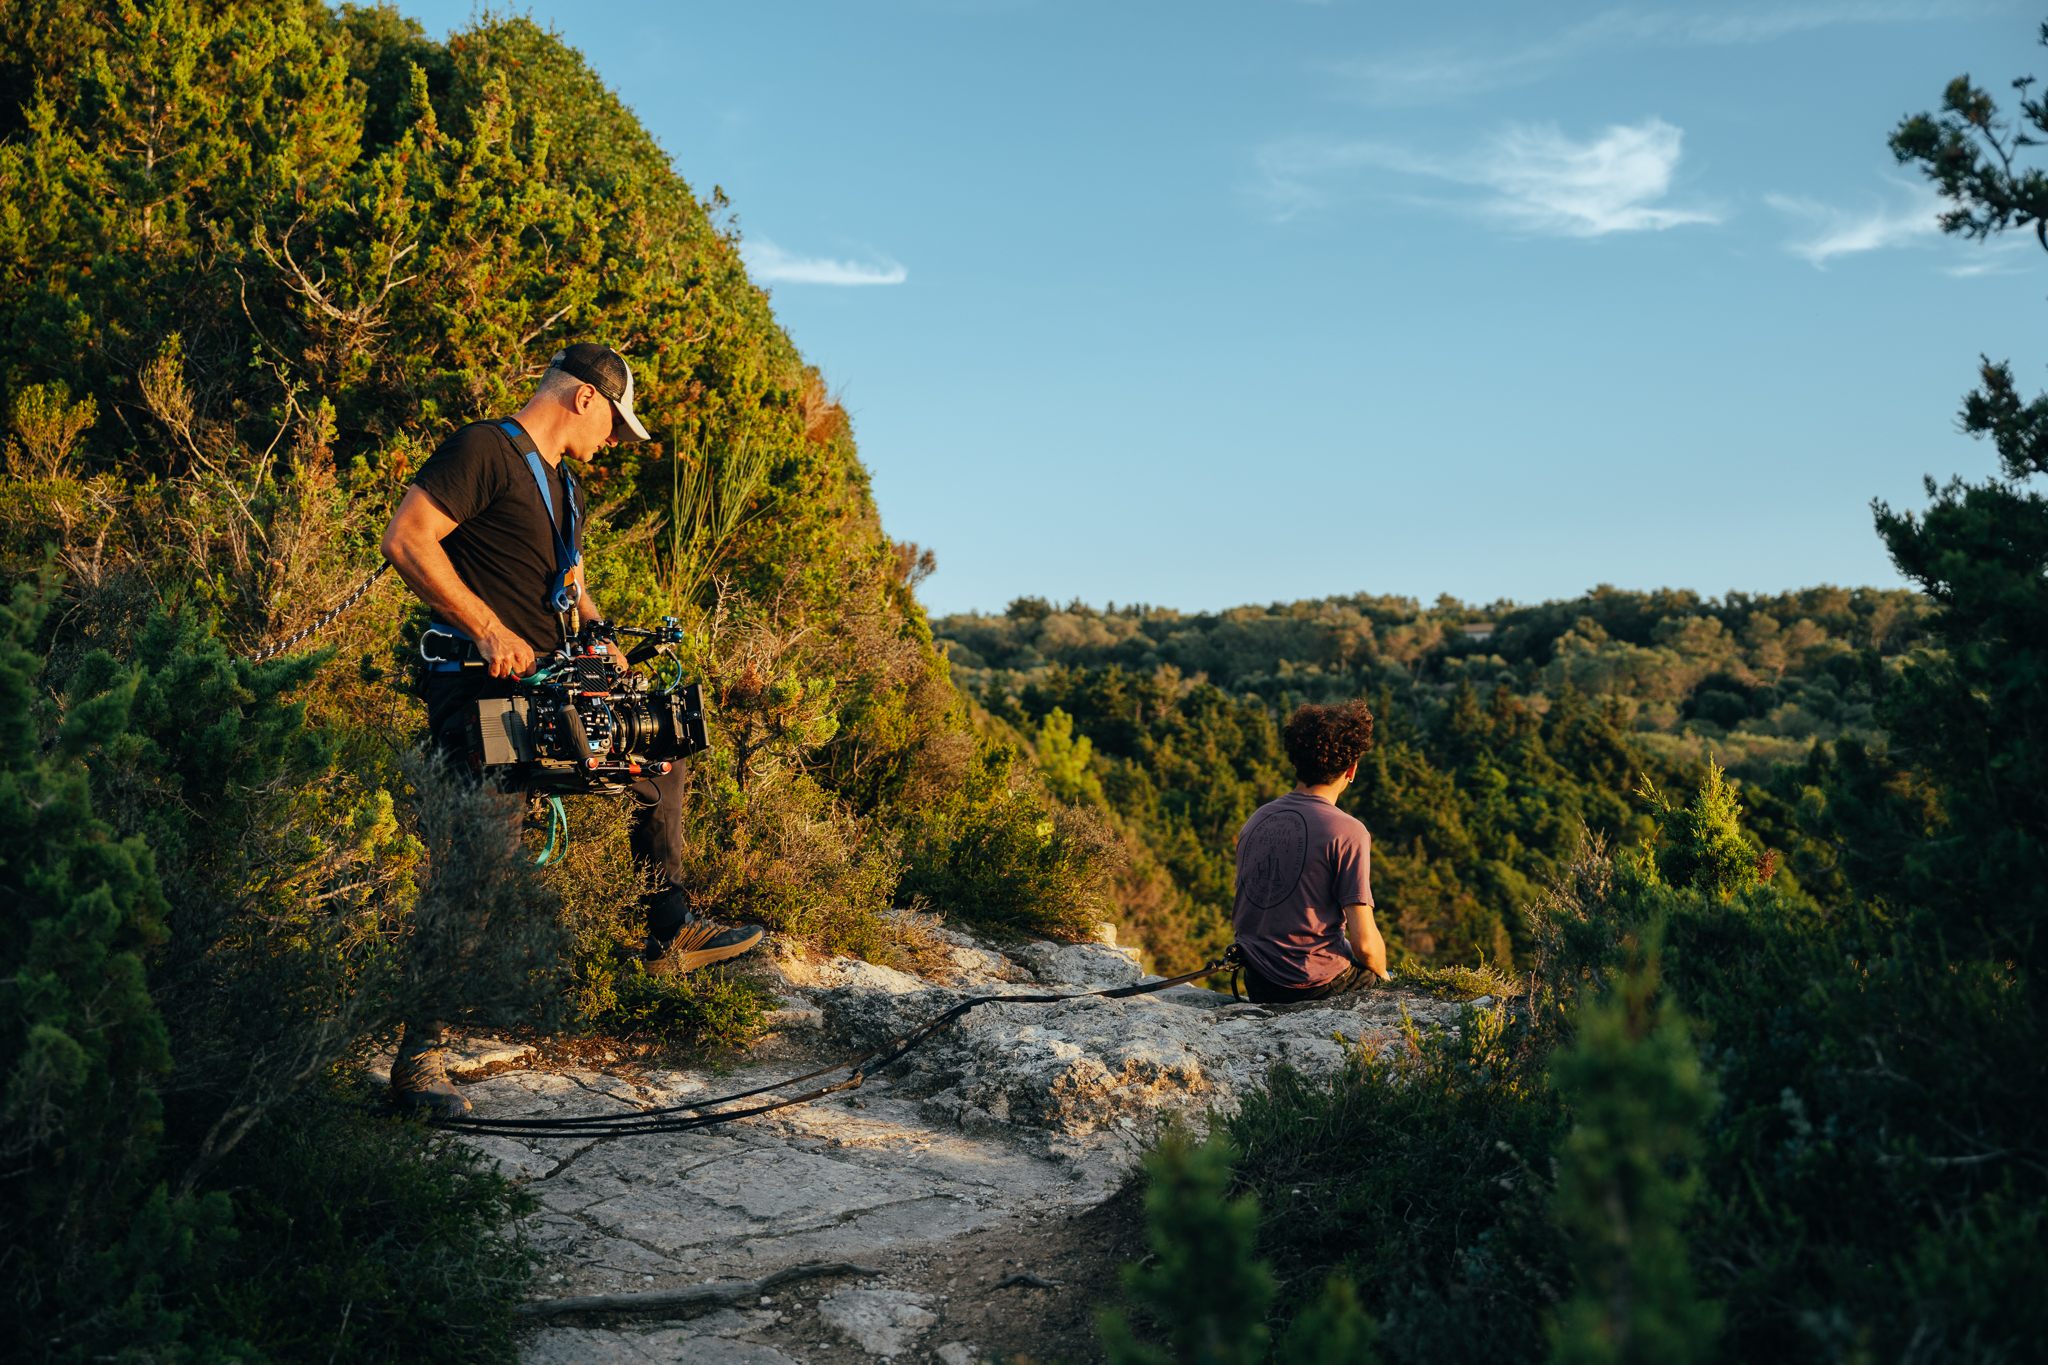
[437,619,710,795]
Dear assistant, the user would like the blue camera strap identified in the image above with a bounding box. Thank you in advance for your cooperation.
[497,419,582,614]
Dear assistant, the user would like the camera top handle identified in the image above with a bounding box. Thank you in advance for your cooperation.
[603,617,687,668]
[418,616,686,673]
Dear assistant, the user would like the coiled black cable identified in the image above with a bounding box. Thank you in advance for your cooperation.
[430,953,1240,1139]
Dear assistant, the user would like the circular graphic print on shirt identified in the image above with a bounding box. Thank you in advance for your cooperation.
[1239,808,1309,909]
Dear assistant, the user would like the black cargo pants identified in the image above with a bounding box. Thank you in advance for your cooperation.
[1238,956,1379,1005]
[423,671,694,941]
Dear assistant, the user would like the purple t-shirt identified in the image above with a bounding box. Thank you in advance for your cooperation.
[1232,791,1374,988]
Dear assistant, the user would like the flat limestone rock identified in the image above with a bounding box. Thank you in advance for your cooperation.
[818,1288,940,1356]
[814,984,1402,1139]
[788,956,931,996]
[760,997,825,1031]
[447,1035,539,1078]
[930,941,1028,987]
[522,1319,797,1365]
[1144,980,1238,1009]
[1008,940,1144,989]
[471,945,1489,1363]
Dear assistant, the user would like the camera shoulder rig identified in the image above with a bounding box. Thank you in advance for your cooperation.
[428,618,710,795]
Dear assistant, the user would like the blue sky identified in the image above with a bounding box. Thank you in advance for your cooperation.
[404,1,2048,615]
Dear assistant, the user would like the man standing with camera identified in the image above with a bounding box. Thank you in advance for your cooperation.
[379,343,764,1116]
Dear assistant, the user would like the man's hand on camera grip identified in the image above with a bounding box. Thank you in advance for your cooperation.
[477,622,535,678]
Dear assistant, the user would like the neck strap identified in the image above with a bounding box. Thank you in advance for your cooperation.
[498,420,581,614]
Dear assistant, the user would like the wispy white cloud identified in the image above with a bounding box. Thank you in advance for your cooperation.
[1765,185,1941,265]
[1679,1,1977,44]
[1482,120,1719,235]
[1937,245,2041,277]
[1256,118,1720,237]
[1335,3,1974,105]
[1254,137,1408,220]
[741,239,908,286]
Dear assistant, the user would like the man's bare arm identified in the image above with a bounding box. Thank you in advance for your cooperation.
[380,485,536,679]
[574,568,605,627]
[1343,904,1391,981]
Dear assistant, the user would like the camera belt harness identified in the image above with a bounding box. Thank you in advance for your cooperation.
[428,949,1245,1139]
[534,795,568,866]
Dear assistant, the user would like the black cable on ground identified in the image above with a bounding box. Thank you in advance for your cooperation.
[429,954,1238,1139]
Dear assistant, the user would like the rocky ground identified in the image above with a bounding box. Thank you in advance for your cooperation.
[376,930,1493,1364]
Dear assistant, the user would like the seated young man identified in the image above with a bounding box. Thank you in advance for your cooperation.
[1231,700,1391,1003]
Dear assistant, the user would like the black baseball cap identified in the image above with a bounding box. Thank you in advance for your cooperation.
[549,342,651,442]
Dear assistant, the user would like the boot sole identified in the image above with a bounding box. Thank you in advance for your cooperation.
[390,1091,473,1119]
[666,927,766,973]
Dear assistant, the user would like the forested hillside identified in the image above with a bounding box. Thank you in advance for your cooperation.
[0,3,1108,1357]
[1083,32,2048,1362]
[937,585,1928,973]
[3,2,2044,1362]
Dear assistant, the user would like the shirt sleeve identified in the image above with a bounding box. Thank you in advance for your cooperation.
[1332,826,1374,908]
[411,423,508,526]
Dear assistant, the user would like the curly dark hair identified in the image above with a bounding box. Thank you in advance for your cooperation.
[1283,701,1376,785]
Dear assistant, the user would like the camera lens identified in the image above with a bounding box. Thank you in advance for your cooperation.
[613,696,658,756]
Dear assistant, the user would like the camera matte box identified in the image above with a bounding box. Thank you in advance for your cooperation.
[473,695,534,766]
[672,682,709,757]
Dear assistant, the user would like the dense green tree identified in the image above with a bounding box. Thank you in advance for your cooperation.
[1547,941,1722,1365]
[1753,22,2048,974]
[1098,1132,1276,1365]
[0,571,184,1346]
[0,6,1008,1357]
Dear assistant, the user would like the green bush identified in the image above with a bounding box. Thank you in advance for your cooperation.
[1394,958,1520,1001]
[1099,1128,1378,1365]
[1099,1130,1275,1365]
[607,966,771,1052]
[897,738,1124,941]
[187,1077,537,1364]
[685,773,908,960]
[1546,939,1721,1365]
[1219,1006,1566,1364]
[0,569,184,1353]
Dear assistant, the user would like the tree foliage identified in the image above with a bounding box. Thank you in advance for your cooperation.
[943,584,1901,974]
[1101,1129,1379,1365]
[0,570,178,1334]
[1117,28,2048,1361]
[1873,27,2048,973]
[1547,940,1721,1365]
[0,4,1053,1357]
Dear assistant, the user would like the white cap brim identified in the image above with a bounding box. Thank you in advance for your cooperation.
[612,356,652,442]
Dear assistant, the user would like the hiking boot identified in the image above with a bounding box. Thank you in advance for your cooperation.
[647,913,767,972]
[389,1025,472,1120]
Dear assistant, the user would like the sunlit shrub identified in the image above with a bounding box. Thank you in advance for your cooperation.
[896,739,1124,941]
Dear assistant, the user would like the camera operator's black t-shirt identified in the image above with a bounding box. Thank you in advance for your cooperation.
[410,420,581,655]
